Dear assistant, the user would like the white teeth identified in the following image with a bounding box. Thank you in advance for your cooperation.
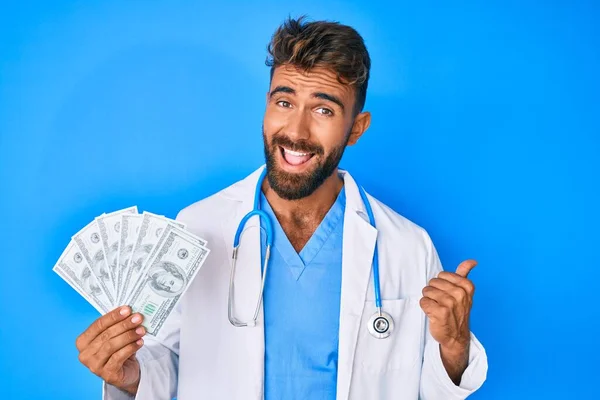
[283,148,309,157]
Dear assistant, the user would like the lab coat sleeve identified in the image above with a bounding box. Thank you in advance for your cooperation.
[419,231,488,399]
[102,301,181,400]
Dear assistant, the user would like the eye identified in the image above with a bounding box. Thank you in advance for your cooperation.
[276,100,292,108]
[316,107,333,116]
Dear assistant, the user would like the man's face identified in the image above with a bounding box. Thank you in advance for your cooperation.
[263,65,363,200]
[155,271,183,293]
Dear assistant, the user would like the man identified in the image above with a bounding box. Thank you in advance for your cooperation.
[75,16,487,399]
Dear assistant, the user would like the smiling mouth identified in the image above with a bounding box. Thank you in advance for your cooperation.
[280,146,315,166]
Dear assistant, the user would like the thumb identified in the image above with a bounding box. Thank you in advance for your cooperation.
[455,259,478,278]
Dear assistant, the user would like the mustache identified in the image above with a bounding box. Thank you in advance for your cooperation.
[270,134,324,155]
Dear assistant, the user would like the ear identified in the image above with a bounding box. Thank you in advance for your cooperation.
[347,111,371,146]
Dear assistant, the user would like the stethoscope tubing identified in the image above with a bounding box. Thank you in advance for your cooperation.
[229,167,391,337]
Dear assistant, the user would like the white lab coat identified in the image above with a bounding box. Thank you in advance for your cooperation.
[103,166,487,400]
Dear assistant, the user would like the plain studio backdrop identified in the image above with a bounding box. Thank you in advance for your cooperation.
[0,1,598,399]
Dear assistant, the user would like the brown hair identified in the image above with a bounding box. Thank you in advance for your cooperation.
[266,16,371,115]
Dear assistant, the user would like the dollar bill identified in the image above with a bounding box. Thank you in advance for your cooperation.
[120,212,187,304]
[53,241,112,314]
[127,226,210,336]
[97,206,138,299]
[115,213,143,304]
[73,220,115,305]
[124,222,207,304]
[151,223,207,261]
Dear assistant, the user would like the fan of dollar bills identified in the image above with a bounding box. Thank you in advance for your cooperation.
[53,206,210,337]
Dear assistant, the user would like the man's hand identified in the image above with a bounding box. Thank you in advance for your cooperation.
[420,259,477,385]
[76,306,146,395]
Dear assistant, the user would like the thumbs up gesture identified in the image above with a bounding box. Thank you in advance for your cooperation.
[419,259,477,352]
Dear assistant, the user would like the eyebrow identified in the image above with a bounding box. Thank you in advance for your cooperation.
[270,85,295,97]
[269,85,346,112]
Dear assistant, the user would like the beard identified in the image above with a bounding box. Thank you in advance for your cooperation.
[262,127,349,200]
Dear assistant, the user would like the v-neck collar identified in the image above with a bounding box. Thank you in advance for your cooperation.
[260,187,346,281]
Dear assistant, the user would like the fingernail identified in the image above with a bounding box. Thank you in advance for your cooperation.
[131,315,141,324]
[120,307,130,316]
[136,339,144,346]
[136,327,145,335]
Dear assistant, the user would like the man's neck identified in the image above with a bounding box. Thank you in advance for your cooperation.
[262,170,344,252]
[262,170,343,222]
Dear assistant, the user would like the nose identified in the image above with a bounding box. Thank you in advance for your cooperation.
[285,108,311,142]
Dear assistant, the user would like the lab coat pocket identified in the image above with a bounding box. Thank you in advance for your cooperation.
[355,298,424,374]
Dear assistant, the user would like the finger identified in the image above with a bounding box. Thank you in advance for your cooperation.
[91,327,145,369]
[81,325,144,370]
[428,277,457,291]
[428,278,468,303]
[85,314,145,355]
[76,306,132,351]
[419,297,450,323]
[104,339,144,374]
[422,286,456,309]
[455,259,477,278]
[438,271,476,296]
[419,296,439,315]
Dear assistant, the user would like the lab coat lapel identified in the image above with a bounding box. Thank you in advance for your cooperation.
[220,166,266,399]
[336,171,378,400]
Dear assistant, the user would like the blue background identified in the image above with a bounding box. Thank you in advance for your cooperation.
[1,1,598,398]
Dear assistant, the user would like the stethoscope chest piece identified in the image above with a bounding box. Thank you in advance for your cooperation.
[367,311,394,339]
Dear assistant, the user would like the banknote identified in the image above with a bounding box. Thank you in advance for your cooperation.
[53,241,112,314]
[96,206,137,298]
[54,265,93,305]
[115,213,143,304]
[72,220,115,305]
[120,212,187,304]
[124,222,207,304]
[127,225,210,336]
[55,206,209,324]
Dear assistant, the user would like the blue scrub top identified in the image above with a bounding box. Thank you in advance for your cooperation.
[259,187,346,400]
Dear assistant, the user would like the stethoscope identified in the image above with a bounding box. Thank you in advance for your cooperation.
[228,168,394,339]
